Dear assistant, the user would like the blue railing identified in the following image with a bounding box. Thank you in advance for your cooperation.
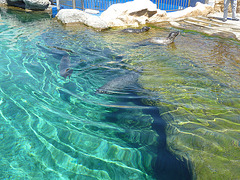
[53,0,206,15]
[152,0,189,11]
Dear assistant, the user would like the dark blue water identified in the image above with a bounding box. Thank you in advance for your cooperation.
[121,93,193,180]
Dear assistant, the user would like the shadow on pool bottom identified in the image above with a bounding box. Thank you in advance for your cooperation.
[60,78,193,179]
[144,105,193,180]
[153,151,193,180]
[116,92,193,180]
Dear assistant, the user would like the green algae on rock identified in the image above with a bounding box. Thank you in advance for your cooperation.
[127,32,240,179]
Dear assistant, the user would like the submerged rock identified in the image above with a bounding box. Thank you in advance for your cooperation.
[5,0,49,10]
[23,0,49,10]
[133,42,240,179]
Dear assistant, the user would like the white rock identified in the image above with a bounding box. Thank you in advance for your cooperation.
[167,2,213,19]
[84,9,100,14]
[126,0,157,14]
[100,0,162,27]
[56,9,85,23]
[56,1,213,29]
[56,9,108,29]
[147,9,168,23]
[169,21,181,27]
[100,3,126,23]
[84,13,108,29]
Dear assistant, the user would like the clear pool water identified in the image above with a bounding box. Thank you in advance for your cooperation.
[0,7,240,180]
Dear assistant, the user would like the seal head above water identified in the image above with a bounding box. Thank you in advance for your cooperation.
[121,26,151,33]
[149,31,180,45]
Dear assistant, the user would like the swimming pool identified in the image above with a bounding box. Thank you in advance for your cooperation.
[0,6,240,180]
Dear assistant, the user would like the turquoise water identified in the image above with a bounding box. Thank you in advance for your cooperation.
[1,7,240,180]
[0,8,166,180]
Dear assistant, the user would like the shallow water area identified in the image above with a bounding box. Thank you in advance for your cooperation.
[0,7,240,180]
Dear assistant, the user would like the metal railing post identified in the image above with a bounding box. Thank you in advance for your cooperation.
[57,0,60,10]
[81,0,84,10]
[72,0,76,9]
[188,0,191,7]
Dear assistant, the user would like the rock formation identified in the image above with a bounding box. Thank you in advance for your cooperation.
[5,0,49,10]
[100,0,167,27]
[167,2,213,20]
[23,0,49,10]
[56,9,108,29]
[56,0,213,29]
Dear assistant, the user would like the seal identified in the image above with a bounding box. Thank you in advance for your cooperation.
[59,55,84,79]
[96,71,140,94]
[121,26,151,33]
[59,55,73,79]
[59,82,77,102]
[148,31,179,45]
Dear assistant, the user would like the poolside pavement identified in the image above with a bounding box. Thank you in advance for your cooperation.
[170,12,240,41]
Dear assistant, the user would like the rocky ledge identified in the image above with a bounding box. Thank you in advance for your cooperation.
[56,0,213,30]
[56,9,109,29]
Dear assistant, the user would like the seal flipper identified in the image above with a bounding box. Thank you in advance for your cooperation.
[59,82,77,102]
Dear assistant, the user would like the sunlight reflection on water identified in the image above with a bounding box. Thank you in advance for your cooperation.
[0,6,240,180]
